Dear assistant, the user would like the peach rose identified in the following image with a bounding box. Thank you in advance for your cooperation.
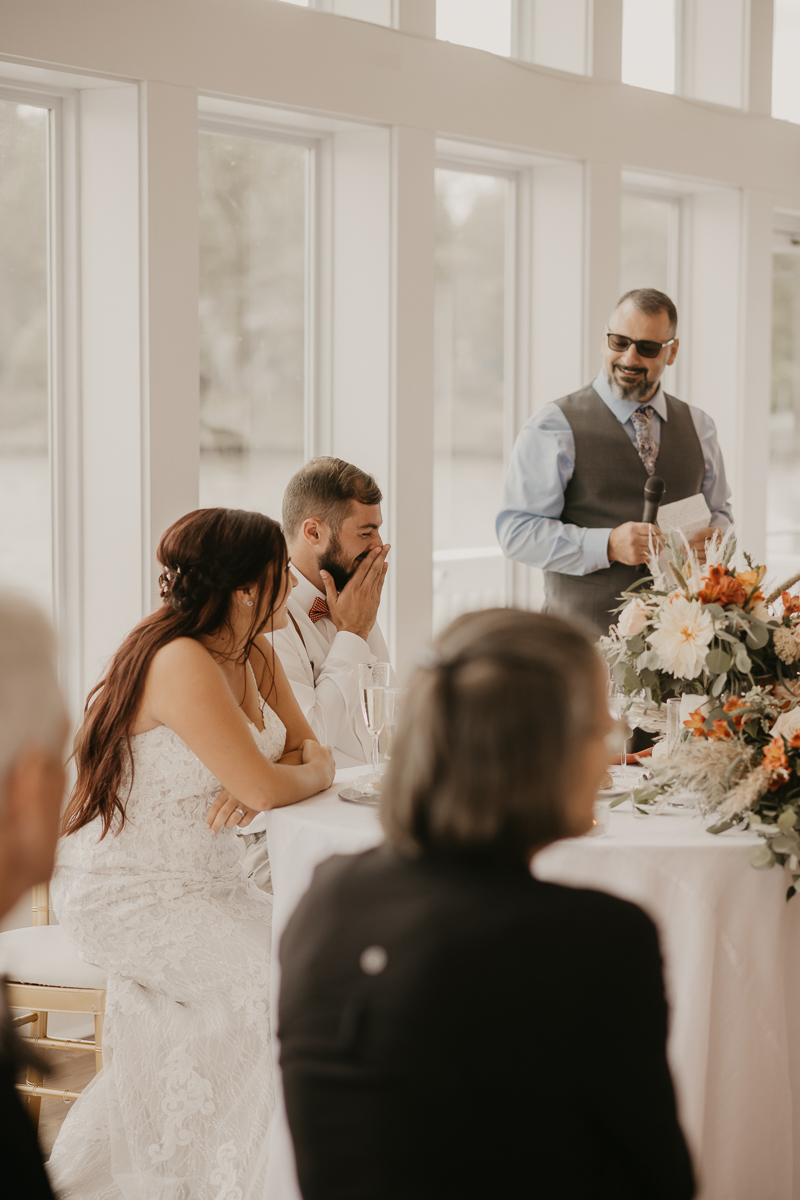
[618,597,649,637]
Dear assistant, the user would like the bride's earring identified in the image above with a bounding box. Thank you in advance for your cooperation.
[245,599,254,607]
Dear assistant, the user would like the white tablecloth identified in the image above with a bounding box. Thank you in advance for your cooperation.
[263,766,800,1200]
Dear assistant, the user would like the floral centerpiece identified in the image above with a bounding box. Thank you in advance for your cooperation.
[632,686,800,900]
[599,532,800,706]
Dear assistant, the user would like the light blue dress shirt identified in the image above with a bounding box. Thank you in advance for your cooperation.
[496,373,733,577]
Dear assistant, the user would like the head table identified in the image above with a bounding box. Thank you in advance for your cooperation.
[258,766,800,1200]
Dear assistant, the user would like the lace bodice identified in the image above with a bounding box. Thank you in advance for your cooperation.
[48,700,286,1200]
[57,702,286,879]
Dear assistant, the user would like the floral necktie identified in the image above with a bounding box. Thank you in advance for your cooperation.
[630,406,658,476]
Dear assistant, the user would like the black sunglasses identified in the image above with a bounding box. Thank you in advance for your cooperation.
[606,330,677,359]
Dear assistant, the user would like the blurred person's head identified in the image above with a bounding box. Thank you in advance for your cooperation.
[0,592,68,918]
[381,609,611,863]
[65,508,290,840]
[282,457,384,592]
[602,288,679,405]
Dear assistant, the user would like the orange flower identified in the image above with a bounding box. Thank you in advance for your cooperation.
[684,709,707,738]
[790,731,800,750]
[710,719,732,740]
[763,737,791,790]
[723,696,747,729]
[782,591,800,616]
[736,566,766,611]
[698,565,746,608]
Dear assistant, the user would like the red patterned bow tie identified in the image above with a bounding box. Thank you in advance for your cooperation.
[309,597,331,624]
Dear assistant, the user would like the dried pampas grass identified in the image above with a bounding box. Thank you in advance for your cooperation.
[665,737,759,813]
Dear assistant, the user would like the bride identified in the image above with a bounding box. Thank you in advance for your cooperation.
[48,507,335,1200]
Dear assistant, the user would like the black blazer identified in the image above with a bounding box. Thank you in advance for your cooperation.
[279,845,695,1200]
[0,984,56,1200]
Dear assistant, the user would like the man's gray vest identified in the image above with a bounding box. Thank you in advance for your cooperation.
[544,384,705,635]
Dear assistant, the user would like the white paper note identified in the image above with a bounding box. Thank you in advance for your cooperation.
[656,493,711,539]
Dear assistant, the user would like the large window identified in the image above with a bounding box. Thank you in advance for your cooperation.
[620,192,679,297]
[0,99,52,614]
[436,0,512,57]
[621,0,677,94]
[773,0,800,123]
[768,234,800,579]
[198,130,309,523]
[433,167,512,633]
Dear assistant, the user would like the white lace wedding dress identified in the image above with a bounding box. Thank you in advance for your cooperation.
[48,695,285,1200]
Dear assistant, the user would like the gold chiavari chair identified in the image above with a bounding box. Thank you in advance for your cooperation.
[0,881,107,1130]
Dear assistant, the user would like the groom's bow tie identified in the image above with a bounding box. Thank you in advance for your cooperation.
[309,597,330,624]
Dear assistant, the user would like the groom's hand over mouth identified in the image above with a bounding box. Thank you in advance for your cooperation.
[319,544,390,641]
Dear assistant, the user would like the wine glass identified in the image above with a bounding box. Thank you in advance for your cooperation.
[607,682,633,769]
[381,688,405,762]
[358,662,391,793]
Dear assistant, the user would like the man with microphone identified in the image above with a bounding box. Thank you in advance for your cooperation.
[497,288,733,634]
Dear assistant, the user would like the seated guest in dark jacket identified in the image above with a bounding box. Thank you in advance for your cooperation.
[0,592,68,1200]
[278,608,695,1200]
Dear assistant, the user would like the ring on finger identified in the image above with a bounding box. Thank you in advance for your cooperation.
[234,807,245,817]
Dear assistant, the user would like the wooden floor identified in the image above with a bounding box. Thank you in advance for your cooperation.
[27,1046,97,1159]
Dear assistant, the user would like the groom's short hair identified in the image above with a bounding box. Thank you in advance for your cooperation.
[282,457,382,541]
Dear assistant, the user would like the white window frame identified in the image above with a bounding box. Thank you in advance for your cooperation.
[432,156,518,629]
[0,80,82,713]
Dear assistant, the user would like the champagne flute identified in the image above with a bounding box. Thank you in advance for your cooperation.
[358,662,391,793]
[607,682,633,768]
[382,688,405,761]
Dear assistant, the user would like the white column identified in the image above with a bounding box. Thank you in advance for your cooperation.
[584,160,621,380]
[140,81,200,611]
[736,189,773,558]
[590,0,623,80]
[79,85,144,690]
[389,125,435,675]
[393,0,435,37]
[747,0,774,116]
[77,81,199,696]
[682,186,743,518]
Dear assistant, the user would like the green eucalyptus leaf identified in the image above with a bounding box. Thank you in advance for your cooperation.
[707,817,735,834]
[745,622,769,650]
[734,644,752,673]
[706,647,733,674]
[749,842,777,870]
[777,809,798,832]
[771,834,800,855]
[702,604,726,619]
[711,671,728,697]
[627,634,646,654]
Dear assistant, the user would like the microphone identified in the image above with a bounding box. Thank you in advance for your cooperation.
[642,476,665,526]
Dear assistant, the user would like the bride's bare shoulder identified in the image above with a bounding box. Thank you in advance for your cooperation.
[148,637,218,680]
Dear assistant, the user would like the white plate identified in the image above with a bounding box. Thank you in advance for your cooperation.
[598,787,631,800]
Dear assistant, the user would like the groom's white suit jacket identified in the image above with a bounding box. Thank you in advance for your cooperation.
[269,568,394,768]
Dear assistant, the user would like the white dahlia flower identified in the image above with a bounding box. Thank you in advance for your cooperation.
[647,594,714,679]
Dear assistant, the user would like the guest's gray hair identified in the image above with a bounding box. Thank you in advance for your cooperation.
[0,591,65,789]
[381,609,601,859]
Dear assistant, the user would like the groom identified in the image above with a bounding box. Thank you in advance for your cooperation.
[243,457,394,892]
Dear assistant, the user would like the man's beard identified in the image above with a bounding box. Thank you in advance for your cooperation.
[318,532,366,593]
[608,365,654,404]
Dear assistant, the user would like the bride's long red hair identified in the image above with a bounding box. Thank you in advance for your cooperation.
[64,508,288,839]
